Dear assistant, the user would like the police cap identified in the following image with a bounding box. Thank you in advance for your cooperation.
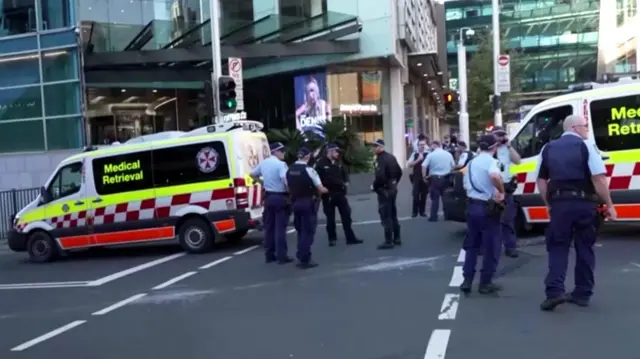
[366,139,385,147]
[491,126,507,136]
[477,134,498,150]
[297,147,312,157]
[326,143,340,151]
[270,142,285,152]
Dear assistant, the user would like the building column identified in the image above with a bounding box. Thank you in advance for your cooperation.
[254,0,278,19]
[382,67,407,166]
[409,85,419,138]
[310,0,323,16]
[419,96,428,138]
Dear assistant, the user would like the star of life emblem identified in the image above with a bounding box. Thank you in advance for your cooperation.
[196,147,219,173]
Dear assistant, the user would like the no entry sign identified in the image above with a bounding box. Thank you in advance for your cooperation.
[496,54,511,93]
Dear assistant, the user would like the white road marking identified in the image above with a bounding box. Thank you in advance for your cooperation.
[423,329,451,359]
[10,320,87,351]
[87,253,186,286]
[449,266,463,287]
[0,281,90,290]
[233,245,259,256]
[92,293,147,316]
[152,271,197,290]
[438,294,460,320]
[199,256,233,269]
[457,249,465,263]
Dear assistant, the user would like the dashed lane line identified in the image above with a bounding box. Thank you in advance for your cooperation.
[437,294,460,320]
[423,329,452,359]
[10,320,87,352]
[199,256,233,270]
[92,293,148,316]
[152,272,198,290]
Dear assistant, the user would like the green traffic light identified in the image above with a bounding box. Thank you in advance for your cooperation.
[227,100,236,108]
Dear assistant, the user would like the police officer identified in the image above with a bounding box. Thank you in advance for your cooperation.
[454,141,474,170]
[408,138,430,217]
[368,139,403,249]
[315,143,363,247]
[422,141,455,222]
[536,115,616,311]
[492,126,522,258]
[250,142,292,264]
[287,147,329,269]
[460,134,505,295]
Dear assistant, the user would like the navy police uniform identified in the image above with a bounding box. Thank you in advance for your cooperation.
[537,132,606,311]
[422,142,455,221]
[368,139,403,250]
[315,143,363,246]
[251,142,291,264]
[409,146,429,216]
[460,135,504,295]
[287,147,324,269]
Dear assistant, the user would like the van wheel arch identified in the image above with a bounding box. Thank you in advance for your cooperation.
[176,215,215,253]
[26,230,60,263]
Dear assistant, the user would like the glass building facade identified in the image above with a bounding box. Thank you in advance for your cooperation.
[445,0,638,95]
[0,4,82,154]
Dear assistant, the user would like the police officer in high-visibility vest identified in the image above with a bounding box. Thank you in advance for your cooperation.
[536,115,616,311]
[491,126,522,258]
[407,138,430,217]
[250,142,292,264]
[422,141,455,222]
[287,147,329,269]
[460,134,505,295]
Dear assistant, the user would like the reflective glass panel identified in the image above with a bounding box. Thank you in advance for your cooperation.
[43,82,81,116]
[0,86,42,121]
[0,52,40,87]
[0,119,45,152]
[46,116,84,150]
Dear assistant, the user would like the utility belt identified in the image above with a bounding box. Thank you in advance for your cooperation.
[265,191,288,197]
[468,197,505,218]
[504,177,517,194]
[549,190,598,202]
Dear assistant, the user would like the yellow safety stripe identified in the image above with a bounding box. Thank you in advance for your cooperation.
[510,148,640,175]
[19,179,233,224]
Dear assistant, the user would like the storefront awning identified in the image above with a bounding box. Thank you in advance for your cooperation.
[83,11,362,70]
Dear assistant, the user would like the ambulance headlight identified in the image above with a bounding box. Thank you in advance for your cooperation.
[12,215,19,228]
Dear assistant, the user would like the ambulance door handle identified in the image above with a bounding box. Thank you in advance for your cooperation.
[74,201,85,205]
[601,155,610,160]
[92,198,103,203]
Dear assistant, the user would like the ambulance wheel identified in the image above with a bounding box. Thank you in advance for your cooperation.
[178,217,214,253]
[226,229,248,243]
[26,231,59,263]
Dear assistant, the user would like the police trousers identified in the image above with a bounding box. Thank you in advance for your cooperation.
[322,193,356,242]
[411,178,428,215]
[500,193,517,250]
[293,198,318,263]
[462,200,501,285]
[428,176,447,221]
[545,199,597,300]
[377,188,400,243]
[264,193,289,260]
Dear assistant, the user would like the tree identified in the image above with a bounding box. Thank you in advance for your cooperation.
[266,118,373,173]
[466,33,524,131]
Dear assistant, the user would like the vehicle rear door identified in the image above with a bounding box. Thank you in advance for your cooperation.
[588,92,640,220]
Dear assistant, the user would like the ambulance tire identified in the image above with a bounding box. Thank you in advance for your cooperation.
[26,230,59,263]
[178,217,214,253]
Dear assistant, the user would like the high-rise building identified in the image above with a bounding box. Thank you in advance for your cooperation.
[445,0,639,105]
[0,0,449,191]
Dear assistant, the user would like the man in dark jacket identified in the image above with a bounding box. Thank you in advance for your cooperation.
[368,139,403,250]
[315,143,363,247]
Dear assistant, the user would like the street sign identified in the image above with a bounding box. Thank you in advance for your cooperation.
[496,55,511,93]
[227,57,244,111]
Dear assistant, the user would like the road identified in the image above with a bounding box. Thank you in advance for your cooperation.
[0,187,639,359]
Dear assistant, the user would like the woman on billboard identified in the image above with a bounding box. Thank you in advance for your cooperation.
[295,75,331,138]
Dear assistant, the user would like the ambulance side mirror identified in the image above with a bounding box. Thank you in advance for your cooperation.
[39,186,52,204]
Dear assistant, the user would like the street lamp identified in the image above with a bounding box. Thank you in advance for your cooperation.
[457,27,474,146]
[491,0,502,127]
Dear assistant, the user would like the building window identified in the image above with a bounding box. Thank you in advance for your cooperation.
[0,86,43,121]
[0,119,45,152]
[39,0,72,30]
[43,81,81,117]
[0,52,41,87]
[0,0,37,36]
[46,116,84,150]
[42,49,79,82]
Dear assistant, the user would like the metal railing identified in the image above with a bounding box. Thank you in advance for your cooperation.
[0,187,40,240]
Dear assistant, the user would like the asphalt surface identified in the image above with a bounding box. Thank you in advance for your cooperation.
[0,188,639,359]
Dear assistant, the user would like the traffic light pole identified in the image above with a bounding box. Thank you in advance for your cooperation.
[209,0,223,121]
[491,0,502,127]
[457,28,471,147]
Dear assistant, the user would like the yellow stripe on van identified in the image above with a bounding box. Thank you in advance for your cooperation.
[510,148,640,176]
[21,207,46,223]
